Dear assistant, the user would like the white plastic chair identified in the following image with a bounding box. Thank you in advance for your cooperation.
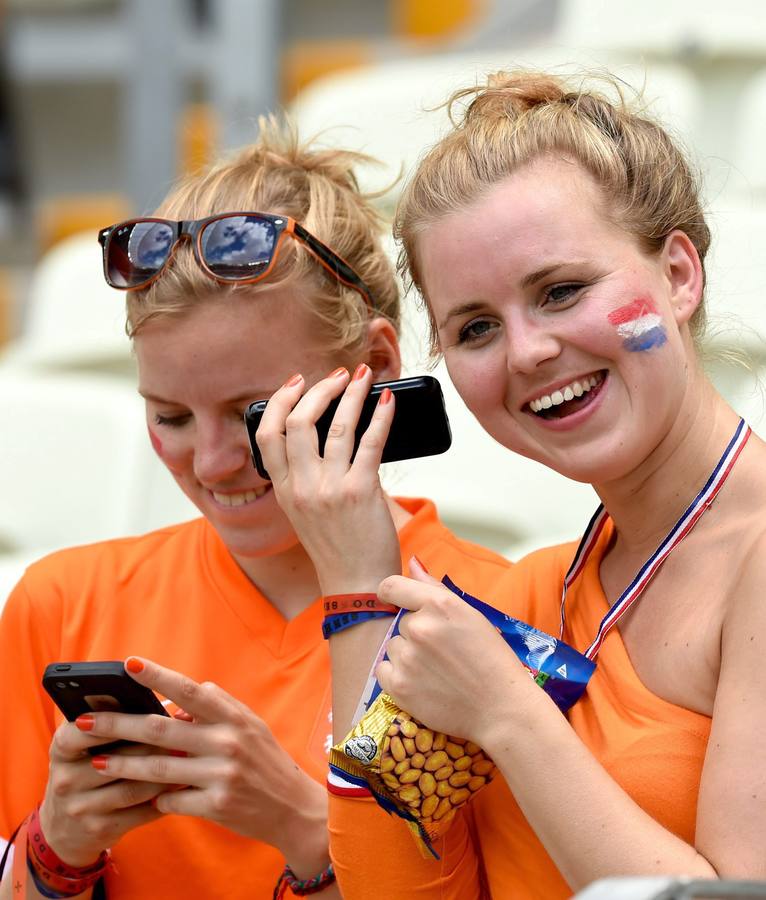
[555,0,766,59]
[0,370,197,555]
[290,48,702,214]
[0,231,135,375]
[702,202,766,436]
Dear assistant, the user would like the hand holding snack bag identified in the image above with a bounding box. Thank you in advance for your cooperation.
[330,576,596,857]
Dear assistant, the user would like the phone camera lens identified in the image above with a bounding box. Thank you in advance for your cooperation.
[55,681,67,689]
[69,681,80,688]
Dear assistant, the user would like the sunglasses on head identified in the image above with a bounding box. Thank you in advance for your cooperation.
[97,211,376,310]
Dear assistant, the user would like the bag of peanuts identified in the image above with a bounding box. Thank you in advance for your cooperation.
[329,576,595,857]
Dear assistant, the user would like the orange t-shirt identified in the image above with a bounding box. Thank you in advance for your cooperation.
[0,498,510,900]
[329,519,712,899]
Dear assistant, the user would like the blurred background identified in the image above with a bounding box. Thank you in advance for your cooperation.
[1,0,765,601]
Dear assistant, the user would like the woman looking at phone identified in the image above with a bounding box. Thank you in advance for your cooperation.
[0,120,509,899]
[258,72,766,897]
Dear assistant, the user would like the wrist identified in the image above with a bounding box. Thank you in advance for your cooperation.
[276,778,329,879]
[38,803,104,870]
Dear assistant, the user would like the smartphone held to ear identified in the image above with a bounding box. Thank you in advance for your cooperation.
[245,375,452,480]
[42,661,169,753]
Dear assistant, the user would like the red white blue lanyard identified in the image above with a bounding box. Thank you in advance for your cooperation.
[559,418,752,661]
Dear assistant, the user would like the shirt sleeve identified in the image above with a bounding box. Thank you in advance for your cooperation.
[329,793,483,899]
[0,575,60,840]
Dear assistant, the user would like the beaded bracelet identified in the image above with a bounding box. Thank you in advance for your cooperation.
[322,609,396,639]
[273,861,335,898]
[322,593,399,615]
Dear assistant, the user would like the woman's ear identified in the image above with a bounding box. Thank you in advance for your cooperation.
[366,316,402,382]
[664,230,703,326]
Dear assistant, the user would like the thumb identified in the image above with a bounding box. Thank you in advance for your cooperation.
[408,555,441,586]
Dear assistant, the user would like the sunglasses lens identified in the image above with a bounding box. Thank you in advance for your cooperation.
[107,221,175,288]
[201,215,278,280]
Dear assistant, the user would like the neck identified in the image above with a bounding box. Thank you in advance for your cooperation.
[230,494,411,621]
[594,382,741,556]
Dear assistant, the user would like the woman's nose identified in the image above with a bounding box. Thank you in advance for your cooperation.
[192,421,251,484]
[504,312,562,375]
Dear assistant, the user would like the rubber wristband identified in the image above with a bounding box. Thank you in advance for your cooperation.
[29,806,109,878]
[27,858,72,899]
[28,849,107,897]
[322,593,398,615]
[322,610,395,639]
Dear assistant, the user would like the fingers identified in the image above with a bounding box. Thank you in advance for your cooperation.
[377,573,444,612]
[50,720,118,761]
[90,751,216,788]
[283,367,353,478]
[80,775,167,813]
[254,372,305,483]
[349,381,395,474]
[123,658,240,725]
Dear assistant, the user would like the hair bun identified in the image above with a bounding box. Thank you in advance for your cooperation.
[455,71,568,125]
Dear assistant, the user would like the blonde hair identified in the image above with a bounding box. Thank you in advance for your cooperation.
[395,70,710,352]
[126,116,399,352]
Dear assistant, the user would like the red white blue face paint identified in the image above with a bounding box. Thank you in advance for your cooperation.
[147,425,183,475]
[608,297,667,352]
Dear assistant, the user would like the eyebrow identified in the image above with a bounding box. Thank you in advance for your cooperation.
[437,261,588,330]
[138,390,272,405]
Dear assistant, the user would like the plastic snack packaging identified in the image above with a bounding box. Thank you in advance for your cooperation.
[329,576,596,856]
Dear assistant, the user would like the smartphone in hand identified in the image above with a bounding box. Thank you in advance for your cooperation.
[43,661,169,753]
[244,375,452,480]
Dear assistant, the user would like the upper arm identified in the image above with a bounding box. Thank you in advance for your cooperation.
[695,543,766,877]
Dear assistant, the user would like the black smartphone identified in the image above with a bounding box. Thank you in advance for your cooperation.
[244,375,452,481]
[42,661,169,753]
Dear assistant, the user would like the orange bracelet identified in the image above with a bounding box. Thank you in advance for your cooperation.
[322,593,399,615]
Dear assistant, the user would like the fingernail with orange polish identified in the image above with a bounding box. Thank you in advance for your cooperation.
[75,714,95,731]
[125,657,144,674]
[329,366,348,379]
[283,373,303,388]
[169,749,189,758]
[352,363,369,381]
[379,387,393,405]
[91,756,109,771]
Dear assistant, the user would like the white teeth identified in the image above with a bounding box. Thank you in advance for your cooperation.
[212,487,267,506]
[529,374,602,414]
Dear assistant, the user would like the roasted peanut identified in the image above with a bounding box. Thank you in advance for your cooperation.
[415,729,434,753]
[399,769,421,785]
[372,711,495,828]
[399,719,418,739]
[424,750,449,772]
[419,772,437,797]
[390,736,406,762]
[448,771,471,788]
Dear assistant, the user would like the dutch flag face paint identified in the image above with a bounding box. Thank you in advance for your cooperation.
[607,297,667,352]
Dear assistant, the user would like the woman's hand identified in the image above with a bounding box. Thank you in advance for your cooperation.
[375,560,537,744]
[81,659,329,875]
[256,365,402,594]
[39,721,164,868]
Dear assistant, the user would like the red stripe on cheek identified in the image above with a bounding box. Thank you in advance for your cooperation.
[607,297,658,326]
[148,427,163,456]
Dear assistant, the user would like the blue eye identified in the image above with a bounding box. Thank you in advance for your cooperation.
[546,283,583,305]
[457,319,497,344]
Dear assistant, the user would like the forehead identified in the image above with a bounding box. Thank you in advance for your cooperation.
[416,158,624,302]
[134,286,335,395]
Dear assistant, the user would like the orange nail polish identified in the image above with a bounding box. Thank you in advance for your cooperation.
[379,387,393,405]
[91,756,109,771]
[125,657,144,674]
[169,749,189,758]
[329,366,348,379]
[75,714,95,731]
[352,363,369,381]
[283,373,302,388]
